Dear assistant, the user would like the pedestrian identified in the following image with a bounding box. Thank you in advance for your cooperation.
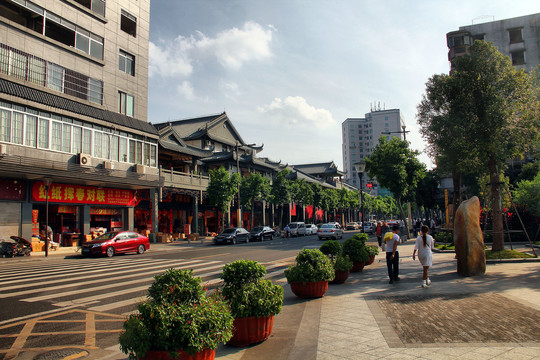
[376,222,382,247]
[284,224,290,239]
[380,221,389,250]
[412,225,435,288]
[386,224,401,284]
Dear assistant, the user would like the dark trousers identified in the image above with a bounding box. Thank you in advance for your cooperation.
[386,251,399,280]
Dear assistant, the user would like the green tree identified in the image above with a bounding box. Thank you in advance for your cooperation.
[270,169,291,227]
[310,183,323,224]
[514,172,540,217]
[420,41,540,251]
[240,173,271,227]
[365,137,425,232]
[208,167,241,230]
[415,169,440,220]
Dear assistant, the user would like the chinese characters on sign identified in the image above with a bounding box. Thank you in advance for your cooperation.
[32,182,137,206]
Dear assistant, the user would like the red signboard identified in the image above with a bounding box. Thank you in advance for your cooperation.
[32,182,138,206]
[0,179,26,201]
[366,183,373,188]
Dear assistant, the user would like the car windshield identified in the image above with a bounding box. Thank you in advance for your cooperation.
[221,229,235,234]
[94,232,119,241]
[251,227,264,232]
[321,224,333,229]
[289,224,298,229]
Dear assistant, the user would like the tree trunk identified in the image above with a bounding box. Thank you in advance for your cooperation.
[452,170,462,219]
[489,157,504,251]
[397,197,409,236]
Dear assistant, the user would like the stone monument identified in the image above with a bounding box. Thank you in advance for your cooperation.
[454,196,486,276]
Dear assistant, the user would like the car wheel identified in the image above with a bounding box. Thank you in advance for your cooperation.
[232,237,236,245]
[246,237,249,243]
[270,234,273,240]
[137,245,145,254]
[106,246,115,258]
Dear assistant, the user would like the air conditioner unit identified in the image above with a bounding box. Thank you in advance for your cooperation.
[78,153,91,165]
[134,164,145,174]
[104,161,113,170]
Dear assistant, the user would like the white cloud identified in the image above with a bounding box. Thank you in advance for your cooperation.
[176,81,196,100]
[149,21,273,78]
[220,80,241,99]
[257,96,336,129]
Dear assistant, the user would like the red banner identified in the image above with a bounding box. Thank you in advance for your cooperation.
[90,207,122,215]
[32,182,138,206]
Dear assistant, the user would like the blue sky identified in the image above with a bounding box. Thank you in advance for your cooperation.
[148,1,539,170]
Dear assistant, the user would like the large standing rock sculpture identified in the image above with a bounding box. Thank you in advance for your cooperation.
[454,196,486,276]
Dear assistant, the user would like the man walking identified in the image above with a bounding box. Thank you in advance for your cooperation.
[386,224,401,284]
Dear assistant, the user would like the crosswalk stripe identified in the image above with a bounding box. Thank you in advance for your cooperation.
[1,260,207,298]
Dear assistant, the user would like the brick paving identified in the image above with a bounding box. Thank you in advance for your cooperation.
[376,293,540,344]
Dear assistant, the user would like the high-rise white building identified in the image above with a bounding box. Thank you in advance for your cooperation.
[342,108,404,194]
[447,13,540,71]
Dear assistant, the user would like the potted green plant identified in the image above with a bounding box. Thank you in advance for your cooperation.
[119,268,234,360]
[285,248,334,298]
[220,260,284,347]
[343,234,370,272]
[330,253,353,284]
[365,245,380,265]
[319,239,342,261]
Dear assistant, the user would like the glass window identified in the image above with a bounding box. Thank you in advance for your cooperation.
[119,91,134,117]
[111,135,119,161]
[28,57,45,85]
[512,50,525,66]
[25,115,37,147]
[509,28,523,44]
[94,131,102,158]
[0,109,11,142]
[75,29,90,54]
[51,121,62,151]
[47,63,64,92]
[38,118,49,149]
[150,144,156,167]
[103,133,110,159]
[120,10,137,37]
[129,139,136,163]
[119,137,127,162]
[143,143,150,166]
[10,51,27,80]
[136,141,142,164]
[62,123,71,152]
[73,126,82,153]
[83,128,92,154]
[89,34,104,60]
[12,112,24,144]
[88,78,102,105]
[119,50,135,76]
[0,46,8,75]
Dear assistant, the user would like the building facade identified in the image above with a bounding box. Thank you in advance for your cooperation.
[447,13,540,71]
[0,0,159,244]
[342,108,404,194]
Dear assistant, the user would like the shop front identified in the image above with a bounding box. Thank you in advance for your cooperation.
[31,181,140,246]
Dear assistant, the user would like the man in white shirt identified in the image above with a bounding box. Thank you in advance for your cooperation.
[386,224,401,284]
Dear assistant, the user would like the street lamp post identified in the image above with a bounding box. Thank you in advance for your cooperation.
[353,161,366,232]
[381,125,410,140]
[44,179,51,257]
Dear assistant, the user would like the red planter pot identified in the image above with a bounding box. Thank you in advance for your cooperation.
[330,270,350,284]
[290,281,329,298]
[366,255,375,265]
[228,315,275,347]
[141,348,215,360]
[351,261,365,272]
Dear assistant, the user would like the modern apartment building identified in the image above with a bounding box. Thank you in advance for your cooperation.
[447,13,540,71]
[342,108,404,195]
[0,0,159,243]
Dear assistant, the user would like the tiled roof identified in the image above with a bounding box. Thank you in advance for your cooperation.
[0,78,157,136]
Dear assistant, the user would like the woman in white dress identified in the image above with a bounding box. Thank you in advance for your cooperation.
[412,225,435,287]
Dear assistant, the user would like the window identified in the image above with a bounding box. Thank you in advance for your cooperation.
[25,115,37,147]
[119,137,128,162]
[129,139,136,163]
[62,124,71,153]
[65,70,89,100]
[12,112,24,144]
[119,91,134,117]
[73,126,82,153]
[47,63,64,92]
[121,10,137,37]
[88,78,103,105]
[508,28,523,44]
[119,50,135,76]
[94,131,102,158]
[38,118,49,149]
[0,109,10,142]
[72,0,106,17]
[511,50,525,66]
[51,121,62,151]
[82,128,92,154]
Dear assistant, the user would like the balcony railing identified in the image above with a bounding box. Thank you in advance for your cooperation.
[160,167,209,191]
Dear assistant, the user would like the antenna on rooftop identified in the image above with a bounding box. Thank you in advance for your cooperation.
[472,15,494,25]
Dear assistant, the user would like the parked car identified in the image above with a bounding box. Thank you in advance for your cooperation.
[81,231,150,257]
[288,222,307,237]
[213,227,250,245]
[363,222,375,234]
[317,223,343,240]
[305,224,318,235]
[346,222,360,230]
[249,226,275,241]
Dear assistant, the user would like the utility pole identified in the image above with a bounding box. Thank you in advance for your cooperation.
[235,142,242,228]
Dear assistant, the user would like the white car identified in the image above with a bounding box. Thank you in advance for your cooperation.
[305,224,318,235]
[317,223,343,240]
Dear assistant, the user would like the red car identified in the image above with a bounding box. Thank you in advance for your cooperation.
[81,231,150,257]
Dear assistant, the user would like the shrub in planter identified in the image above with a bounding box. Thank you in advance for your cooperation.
[221,260,283,346]
[331,254,353,284]
[319,240,342,261]
[365,245,380,265]
[343,236,369,272]
[285,248,334,298]
[119,269,234,360]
